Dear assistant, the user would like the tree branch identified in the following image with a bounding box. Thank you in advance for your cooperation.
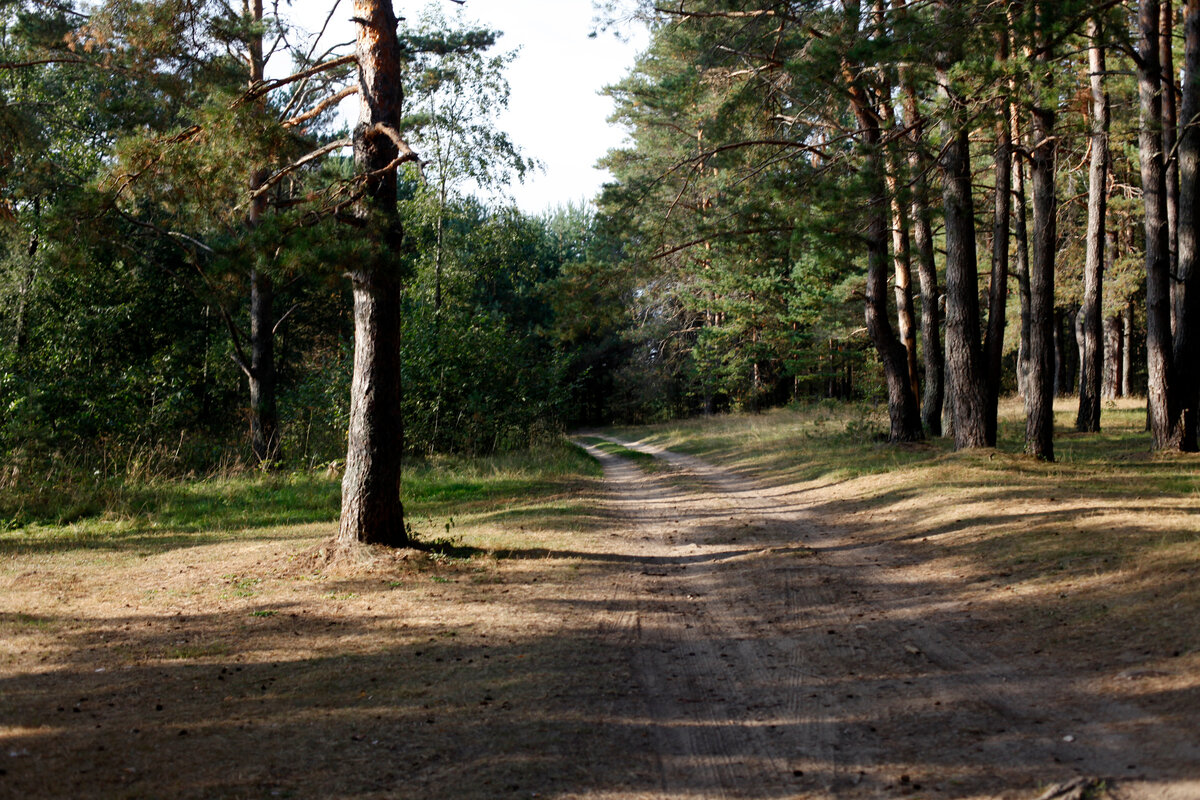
[282,85,358,128]
[271,302,301,336]
[233,54,356,107]
[651,225,795,261]
[247,137,352,200]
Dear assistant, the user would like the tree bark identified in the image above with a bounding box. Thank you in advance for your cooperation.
[1026,101,1056,461]
[1103,314,1122,399]
[896,65,942,436]
[883,120,921,409]
[840,3,922,443]
[1139,0,1184,450]
[893,0,942,437]
[1172,0,1200,450]
[249,266,280,463]
[1077,20,1108,433]
[912,169,943,437]
[846,88,923,443]
[872,33,920,410]
[1123,301,1135,398]
[984,27,1011,447]
[339,0,409,546]
[1013,130,1033,401]
[240,0,283,466]
[1165,0,1181,289]
[937,61,988,449]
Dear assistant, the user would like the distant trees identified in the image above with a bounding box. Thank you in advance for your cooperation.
[597,0,1200,458]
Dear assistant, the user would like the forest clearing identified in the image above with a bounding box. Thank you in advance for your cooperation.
[2,400,1197,799]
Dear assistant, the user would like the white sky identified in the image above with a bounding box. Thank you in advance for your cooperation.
[286,0,648,214]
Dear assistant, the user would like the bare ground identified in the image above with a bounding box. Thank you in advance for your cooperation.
[1,436,1197,799]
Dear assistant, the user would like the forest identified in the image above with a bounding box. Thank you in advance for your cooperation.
[4,0,1200,531]
[1,0,1199,798]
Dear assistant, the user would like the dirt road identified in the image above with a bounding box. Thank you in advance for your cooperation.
[3,435,1197,799]
[572,435,1200,800]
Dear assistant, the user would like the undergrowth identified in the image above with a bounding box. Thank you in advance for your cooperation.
[0,438,600,554]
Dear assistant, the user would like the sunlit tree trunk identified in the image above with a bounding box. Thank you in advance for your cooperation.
[912,167,943,437]
[1104,314,1122,399]
[895,28,942,436]
[1026,94,1056,460]
[1077,19,1109,433]
[875,1,920,409]
[851,108,923,442]
[1139,0,1184,450]
[1123,302,1135,398]
[339,0,409,546]
[1165,0,1181,296]
[937,56,987,449]
[883,128,920,409]
[843,2,922,443]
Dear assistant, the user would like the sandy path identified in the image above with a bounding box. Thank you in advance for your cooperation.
[575,435,1200,800]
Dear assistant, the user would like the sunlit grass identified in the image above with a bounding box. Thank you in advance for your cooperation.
[0,438,602,556]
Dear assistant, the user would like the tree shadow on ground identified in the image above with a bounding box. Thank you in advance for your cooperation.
[3,531,1197,800]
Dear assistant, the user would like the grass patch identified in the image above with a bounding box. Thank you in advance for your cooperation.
[576,436,671,473]
[0,437,602,556]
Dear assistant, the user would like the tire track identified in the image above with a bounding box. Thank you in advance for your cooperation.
[576,434,1198,800]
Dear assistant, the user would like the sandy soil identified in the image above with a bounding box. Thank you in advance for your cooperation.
[575,436,1200,800]
[1,438,1197,799]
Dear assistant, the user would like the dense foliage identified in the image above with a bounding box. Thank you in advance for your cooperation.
[5,0,1200,500]
[0,0,621,485]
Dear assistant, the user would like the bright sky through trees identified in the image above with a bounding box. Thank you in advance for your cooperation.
[288,0,646,212]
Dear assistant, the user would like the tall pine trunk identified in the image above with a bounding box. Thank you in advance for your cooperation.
[912,168,944,437]
[1139,0,1184,450]
[1077,19,1109,433]
[894,0,942,436]
[898,64,942,435]
[1123,302,1135,398]
[1104,314,1122,398]
[842,4,922,443]
[245,0,280,465]
[984,28,1011,447]
[846,92,923,442]
[1026,101,1057,461]
[860,144,923,441]
[249,266,280,463]
[1173,0,1200,450]
[338,0,408,546]
[937,61,988,449]
[1165,1,1181,290]
[886,148,920,408]
[876,56,920,409]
